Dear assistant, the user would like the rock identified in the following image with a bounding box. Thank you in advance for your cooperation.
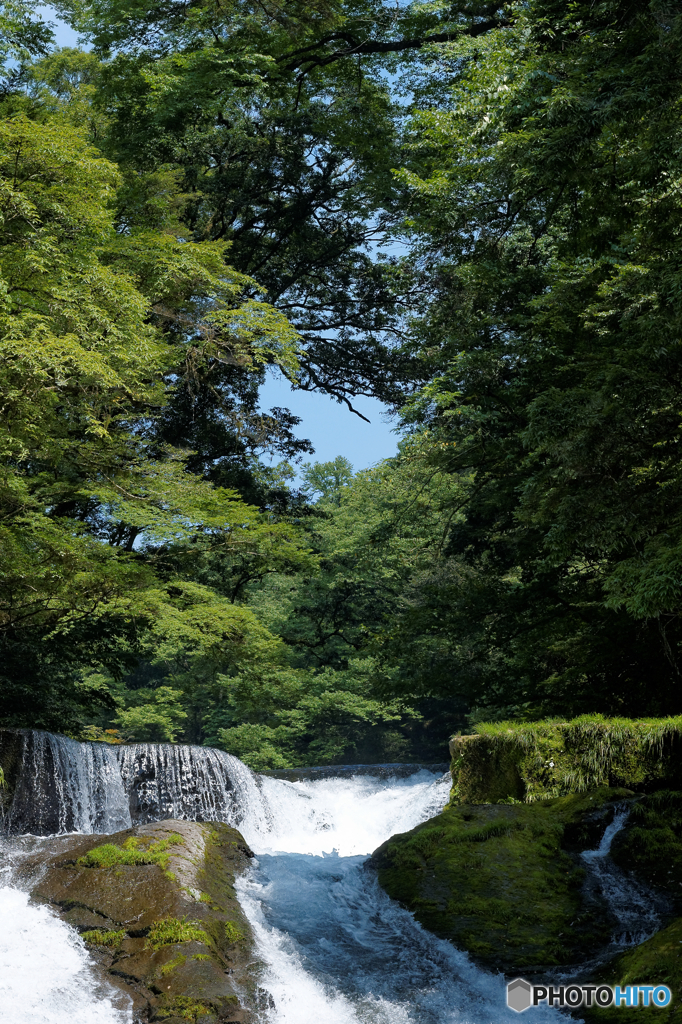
[449,718,682,805]
[580,915,682,1023]
[25,819,257,1023]
[370,787,634,972]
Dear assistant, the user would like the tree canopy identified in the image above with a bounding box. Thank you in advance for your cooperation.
[2,0,682,763]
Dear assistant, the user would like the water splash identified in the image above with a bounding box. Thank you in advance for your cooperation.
[0,887,131,1024]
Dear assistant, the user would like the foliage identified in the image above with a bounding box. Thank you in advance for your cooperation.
[146,917,209,950]
[385,0,682,718]
[114,687,188,743]
[0,107,312,733]
[77,834,184,869]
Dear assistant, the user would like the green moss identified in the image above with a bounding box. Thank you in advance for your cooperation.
[146,917,209,950]
[582,916,682,1023]
[160,953,187,977]
[81,929,126,947]
[451,715,682,804]
[223,921,243,945]
[372,788,628,971]
[78,834,184,871]
[155,996,216,1022]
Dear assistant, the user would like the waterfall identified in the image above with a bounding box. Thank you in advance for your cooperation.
[581,805,663,947]
[1,730,270,837]
[115,741,268,830]
[4,731,130,836]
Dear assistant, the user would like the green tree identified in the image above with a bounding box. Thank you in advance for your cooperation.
[0,113,308,730]
[388,0,682,717]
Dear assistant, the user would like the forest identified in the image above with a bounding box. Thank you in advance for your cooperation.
[1,0,681,768]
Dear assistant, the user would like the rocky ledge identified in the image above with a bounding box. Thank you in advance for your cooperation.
[21,819,258,1024]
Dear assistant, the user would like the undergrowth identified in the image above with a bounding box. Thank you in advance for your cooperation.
[452,715,682,802]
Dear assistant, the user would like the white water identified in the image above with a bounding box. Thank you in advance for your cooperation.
[581,806,661,946]
[0,887,131,1024]
[231,771,571,1024]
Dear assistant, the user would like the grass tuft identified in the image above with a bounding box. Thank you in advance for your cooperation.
[224,921,244,944]
[146,917,208,950]
[82,929,125,947]
[78,834,184,870]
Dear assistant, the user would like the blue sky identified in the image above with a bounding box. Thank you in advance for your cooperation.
[260,371,400,471]
[43,10,401,472]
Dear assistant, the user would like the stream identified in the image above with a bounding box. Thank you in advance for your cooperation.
[0,732,661,1024]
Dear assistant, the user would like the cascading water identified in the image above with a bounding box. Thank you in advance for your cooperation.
[581,806,662,947]
[0,730,661,1023]
[115,741,266,828]
[4,731,130,835]
[232,771,573,1024]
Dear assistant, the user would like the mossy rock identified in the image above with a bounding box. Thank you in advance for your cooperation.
[580,915,682,1023]
[610,790,682,901]
[450,716,682,804]
[27,819,257,1023]
[371,788,633,972]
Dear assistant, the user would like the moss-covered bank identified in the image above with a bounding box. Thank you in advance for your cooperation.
[371,788,632,971]
[580,916,682,1024]
[25,819,257,1023]
[372,717,682,978]
[450,716,682,804]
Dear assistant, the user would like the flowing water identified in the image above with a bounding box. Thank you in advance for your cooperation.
[0,847,133,1024]
[233,771,568,1024]
[0,731,660,1023]
[581,806,662,948]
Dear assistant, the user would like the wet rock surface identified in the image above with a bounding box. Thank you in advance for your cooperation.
[23,819,257,1023]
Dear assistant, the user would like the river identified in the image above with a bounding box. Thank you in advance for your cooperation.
[0,733,617,1023]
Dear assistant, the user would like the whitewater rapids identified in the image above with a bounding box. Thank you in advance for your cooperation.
[0,736,577,1023]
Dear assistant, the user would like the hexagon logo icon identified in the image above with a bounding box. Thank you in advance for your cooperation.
[507,978,532,1012]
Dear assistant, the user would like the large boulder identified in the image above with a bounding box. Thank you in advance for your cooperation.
[21,819,258,1024]
[370,788,636,972]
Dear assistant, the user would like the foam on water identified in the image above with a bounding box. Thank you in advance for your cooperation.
[0,887,131,1024]
[235,771,573,1024]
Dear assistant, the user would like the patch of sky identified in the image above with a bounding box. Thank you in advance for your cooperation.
[260,369,400,475]
[35,4,406,474]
